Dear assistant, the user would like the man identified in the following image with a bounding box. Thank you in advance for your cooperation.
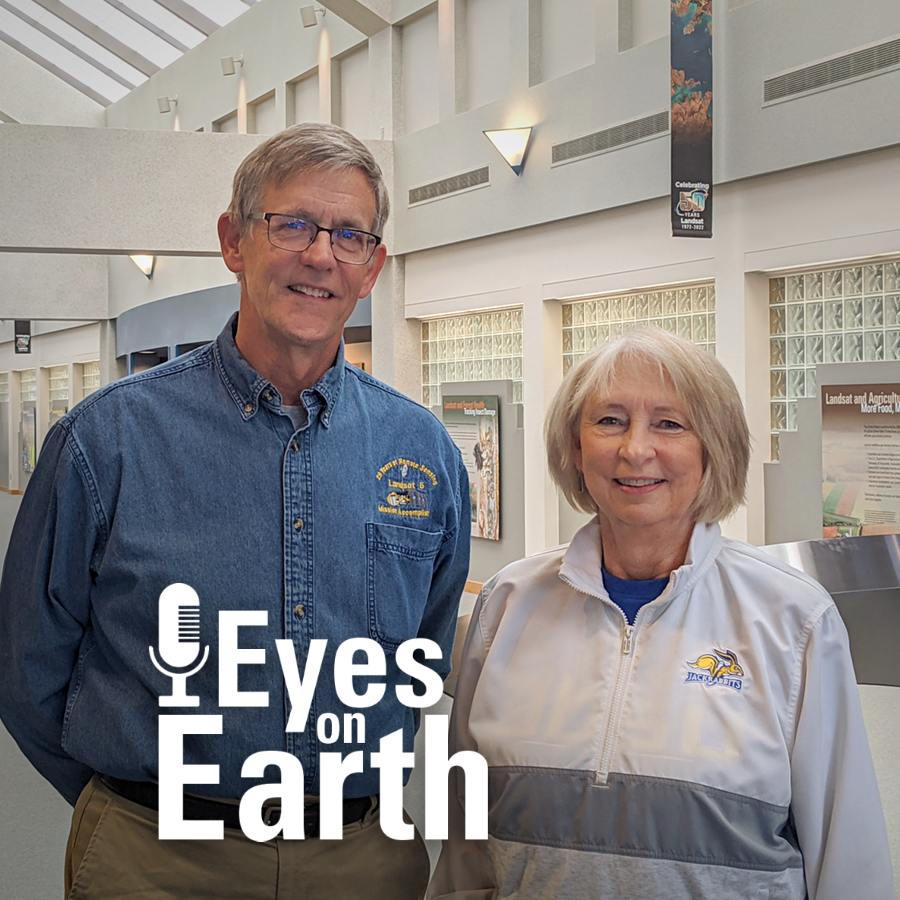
[0,123,470,899]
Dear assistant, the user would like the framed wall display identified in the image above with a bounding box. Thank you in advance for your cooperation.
[822,383,900,537]
[442,395,500,540]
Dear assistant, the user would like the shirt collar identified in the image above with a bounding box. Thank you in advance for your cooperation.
[559,517,722,603]
[212,312,345,427]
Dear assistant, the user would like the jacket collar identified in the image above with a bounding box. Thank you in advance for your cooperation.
[212,312,345,428]
[559,517,723,607]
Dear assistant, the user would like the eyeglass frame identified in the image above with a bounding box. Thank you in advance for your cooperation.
[248,212,382,265]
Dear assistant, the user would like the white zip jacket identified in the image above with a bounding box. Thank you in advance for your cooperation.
[429,520,895,900]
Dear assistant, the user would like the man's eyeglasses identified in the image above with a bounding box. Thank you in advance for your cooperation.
[249,213,381,265]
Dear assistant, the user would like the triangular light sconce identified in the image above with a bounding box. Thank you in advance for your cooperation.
[130,255,156,279]
[483,127,533,176]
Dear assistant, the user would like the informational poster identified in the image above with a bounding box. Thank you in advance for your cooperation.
[821,384,900,538]
[442,395,500,540]
[671,0,713,238]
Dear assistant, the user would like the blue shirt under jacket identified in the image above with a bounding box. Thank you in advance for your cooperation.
[0,315,471,805]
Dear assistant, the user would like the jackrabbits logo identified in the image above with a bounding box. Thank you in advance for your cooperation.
[685,648,744,691]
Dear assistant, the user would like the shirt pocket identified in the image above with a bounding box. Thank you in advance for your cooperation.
[366,522,444,650]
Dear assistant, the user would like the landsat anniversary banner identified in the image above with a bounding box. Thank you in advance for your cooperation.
[671,0,713,238]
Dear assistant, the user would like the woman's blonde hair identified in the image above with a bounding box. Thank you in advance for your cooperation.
[545,327,750,524]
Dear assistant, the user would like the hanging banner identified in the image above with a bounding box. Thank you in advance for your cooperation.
[671,0,713,238]
[14,320,31,354]
[821,384,900,538]
[442,395,500,541]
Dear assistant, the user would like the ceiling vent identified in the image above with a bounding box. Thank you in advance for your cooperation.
[408,167,490,206]
[551,111,669,166]
[764,37,900,104]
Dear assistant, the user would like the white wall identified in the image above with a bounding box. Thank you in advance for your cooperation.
[340,42,375,138]
[250,91,278,135]
[631,0,668,48]
[466,0,511,110]
[404,145,900,549]
[541,0,596,83]
[0,253,108,321]
[290,71,321,125]
[402,8,440,134]
[0,126,265,258]
[107,256,235,320]
[1,0,900,552]
[0,42,105,127]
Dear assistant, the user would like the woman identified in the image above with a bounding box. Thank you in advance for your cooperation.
[429,329,895,900]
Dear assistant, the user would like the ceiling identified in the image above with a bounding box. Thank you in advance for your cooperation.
[0,0,258,107]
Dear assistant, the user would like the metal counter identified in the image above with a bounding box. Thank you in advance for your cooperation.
[761,534,900,687]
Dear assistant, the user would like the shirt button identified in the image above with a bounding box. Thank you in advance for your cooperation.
[322,411,329,421]
[293,518,304,531]
[291,440,299,452]
[262,390,273,402]
[244,403,253,414]
[294,604,306,618]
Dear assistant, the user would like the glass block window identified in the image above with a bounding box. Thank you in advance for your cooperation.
[19,369,37,402]
[48,365,69,402]
[421,308,524,408]
[82,361,101,397]
[0,373,8,403]
[769,260,900,460]
[562,282,716,375]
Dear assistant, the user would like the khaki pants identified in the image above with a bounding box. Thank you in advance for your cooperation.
[65,776,431,900]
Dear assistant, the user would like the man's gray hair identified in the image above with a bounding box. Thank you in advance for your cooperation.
[545,327,751,524]
[226,122,389,236]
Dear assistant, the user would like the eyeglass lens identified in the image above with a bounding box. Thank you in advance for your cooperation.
[266,215,376,264]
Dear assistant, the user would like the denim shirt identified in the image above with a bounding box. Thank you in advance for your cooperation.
[0,315,470,805]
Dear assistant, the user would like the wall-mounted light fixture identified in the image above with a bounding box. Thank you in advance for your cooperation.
[300,5,326,27]
[157,96,178,114]
[220,55,244,76]
[484,127,534,176]
[130,255,156,279]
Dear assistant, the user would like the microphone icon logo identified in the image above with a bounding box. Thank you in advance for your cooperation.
[149,583,210,707]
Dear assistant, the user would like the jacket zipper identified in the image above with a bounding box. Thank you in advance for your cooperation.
[558,572,641,787]
[594,620,635,785]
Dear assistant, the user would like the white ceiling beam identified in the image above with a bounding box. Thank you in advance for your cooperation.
[0,0,139,89]
[100,0,191,53]
[0,29,113,104]
[151,0,217,36]
[318,0,389,38]
[29,0,159,76]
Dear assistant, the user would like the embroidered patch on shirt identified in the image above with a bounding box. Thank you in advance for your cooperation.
[685,648,745,691]
[375,458,437,518]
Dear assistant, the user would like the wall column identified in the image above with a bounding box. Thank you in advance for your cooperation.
[99,319,126,387]
[371,255,421,399]
[522,285,563,554]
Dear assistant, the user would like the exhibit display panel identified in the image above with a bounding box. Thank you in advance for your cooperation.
[561,281,716,374]
[769,258,900,461]
[18,369,36,491]
[421,310,524,408]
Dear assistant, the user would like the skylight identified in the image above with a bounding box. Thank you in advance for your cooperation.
[0,0,256,106]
